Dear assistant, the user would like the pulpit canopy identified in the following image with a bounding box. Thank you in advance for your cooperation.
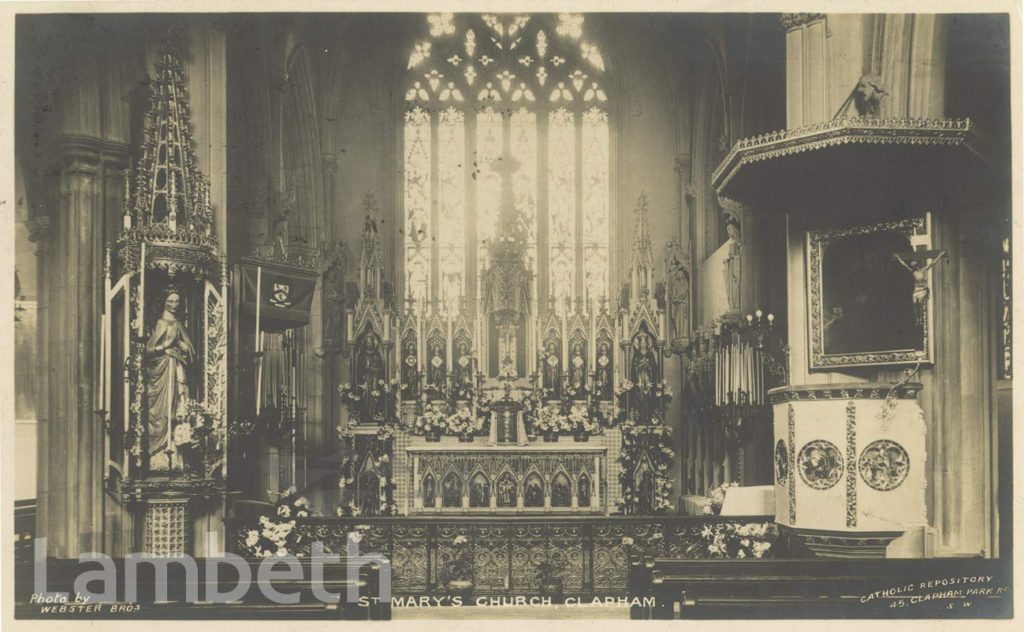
[711,117,994,212]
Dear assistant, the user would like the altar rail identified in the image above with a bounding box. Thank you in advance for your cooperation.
[226,515,774,597]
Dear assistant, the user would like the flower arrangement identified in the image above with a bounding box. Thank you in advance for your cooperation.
[411,404,449,435]
[688,522,776,559]
[618,416,676,514]
[172,398,225,475]
[244,487,313,558]
[441,535,474,583]
[337,378,400,424]
[410,404,485,437]
[702,481,739,516]
[532,405,574,435]
[613,379,673,426]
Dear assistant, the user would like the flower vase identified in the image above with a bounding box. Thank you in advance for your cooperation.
[425,431,441,443]
[458,433,473,443]
[573,431,589,443]
[543,433,558,443]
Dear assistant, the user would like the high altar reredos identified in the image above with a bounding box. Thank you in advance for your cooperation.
[330,164,674,518]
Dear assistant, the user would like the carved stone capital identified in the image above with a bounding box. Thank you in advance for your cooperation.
[674,153,691,176]
[52,134,130,174]
[779,13,825,31]
[26,215,52,243]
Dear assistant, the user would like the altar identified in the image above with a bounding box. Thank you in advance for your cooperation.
[397,433,621,515]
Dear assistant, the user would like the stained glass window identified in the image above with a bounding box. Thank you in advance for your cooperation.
[582,107,609,303]
[403,13,610,315]
[438,107,466,314]
[403,107,431,302]
[548,107,576,310]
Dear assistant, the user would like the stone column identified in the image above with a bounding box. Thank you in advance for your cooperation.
[37,137,128,558]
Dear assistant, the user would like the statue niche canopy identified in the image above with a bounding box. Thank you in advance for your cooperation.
[100,28,228,556]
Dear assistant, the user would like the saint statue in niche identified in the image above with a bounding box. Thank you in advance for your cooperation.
[551,475,571,507]
[723,215,742,312]
[542,340,561,398]
[422,474,437,508]
[577,474,592,508]
[470,474,490,507]
[322,259,346,347]
[356,331,385,390]
[595,340,613,399]
[637,468,655,515]
[145,288,196,470]
[401,338,419,399]
[442,473,463,508]
[630,330,658,395]
[356,331,386,421]
[454,339,473,389]
[497,475,517,507]
[358,471,380,516]
[667,243,690,343]
[524,476,544,508]
[569,341,587,397]
[427,340,446,392]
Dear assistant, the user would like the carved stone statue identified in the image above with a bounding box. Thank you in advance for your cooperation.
[454,340,473,389]
[854,74,887,117]
[145,289,196,470]
[630,330,658,395]
[666,242,690,343]
[401,338,420,399]
[723,214,742,312]
[356,330,385,391]
[595,340,613,399]
[569,340,587,397]
[322,260,346,347]
[427,340,446,392]
[542,340,561,398]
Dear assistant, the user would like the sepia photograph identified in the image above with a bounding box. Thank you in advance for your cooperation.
[1,1,1018,626]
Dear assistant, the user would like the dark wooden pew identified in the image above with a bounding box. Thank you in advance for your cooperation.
[630,557,1012,619]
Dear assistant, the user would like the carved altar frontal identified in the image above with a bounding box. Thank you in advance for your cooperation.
[393,429,622,515]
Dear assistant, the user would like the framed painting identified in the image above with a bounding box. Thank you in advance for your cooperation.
[807,214,938,369]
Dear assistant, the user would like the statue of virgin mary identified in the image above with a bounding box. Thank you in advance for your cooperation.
[145,289,195,470]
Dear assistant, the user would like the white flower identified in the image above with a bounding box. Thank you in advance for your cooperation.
[453,535,468,545]
[736,549,746,559]
[621,536,634,547]
[296,510,308,518]
[277,505,291,518]
[245,530,260,547]
[295,497,310,508]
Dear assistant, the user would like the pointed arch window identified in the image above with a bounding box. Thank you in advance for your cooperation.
[403,13,611,315]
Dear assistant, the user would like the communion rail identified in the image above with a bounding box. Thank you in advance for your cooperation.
[225,514,775,598]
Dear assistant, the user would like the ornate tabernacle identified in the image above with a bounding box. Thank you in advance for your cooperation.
[101,29,227,555]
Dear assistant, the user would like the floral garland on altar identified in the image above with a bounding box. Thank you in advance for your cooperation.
[618,414,676,514]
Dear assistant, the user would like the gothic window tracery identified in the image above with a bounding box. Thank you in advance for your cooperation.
[403,13,611,314]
